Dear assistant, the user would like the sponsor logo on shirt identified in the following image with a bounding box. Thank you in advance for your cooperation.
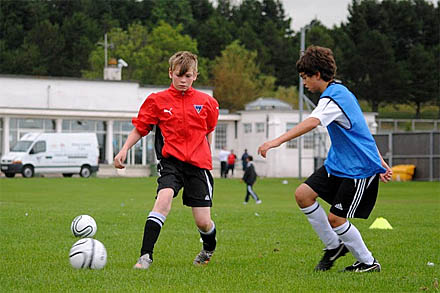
[335,203,343,210]
[194,105,203,113]
[164,108,173,115]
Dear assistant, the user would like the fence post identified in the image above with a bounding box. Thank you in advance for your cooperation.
[429,132,433,181]
[388,133,393,167]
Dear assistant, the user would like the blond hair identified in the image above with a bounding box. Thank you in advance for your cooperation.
[168,51,198,76]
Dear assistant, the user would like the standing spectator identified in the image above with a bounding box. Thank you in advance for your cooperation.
[218,147,230,178]
[226,150,237,177]
[241,149,249,171]
[242,156,262,204]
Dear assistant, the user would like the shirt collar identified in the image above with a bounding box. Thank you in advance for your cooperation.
[169,83,195,97]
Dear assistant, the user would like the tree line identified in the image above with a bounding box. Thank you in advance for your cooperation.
[0,0,438,116]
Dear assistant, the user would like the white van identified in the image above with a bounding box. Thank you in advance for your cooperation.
[0,132,99,178]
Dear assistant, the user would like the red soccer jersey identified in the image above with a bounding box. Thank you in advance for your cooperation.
[132,84,219,170]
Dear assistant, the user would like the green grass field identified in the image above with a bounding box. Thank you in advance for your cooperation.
[1,177,439,292]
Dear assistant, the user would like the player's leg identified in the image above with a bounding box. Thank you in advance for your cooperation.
[244,185,250,203]
[296,166,348,271]
[192,207,217,265]
[135,158,183,269]
[330,175,381,272]
[182,167,216,265]
[247,184,261,203]
[134,188,174,269]
[296,183,347,271]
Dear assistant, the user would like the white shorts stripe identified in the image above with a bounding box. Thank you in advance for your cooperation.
[366,174,376,188]
[348,178,366,218]
[204,170,213,200]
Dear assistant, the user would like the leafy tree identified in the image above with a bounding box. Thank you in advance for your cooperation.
[60,12,100,77]
[406,44,438,117]
[229,0,296,87]
[150,0,194,29]
[211,40,275,111]
[83,21,205,85]
[186,1,234,60]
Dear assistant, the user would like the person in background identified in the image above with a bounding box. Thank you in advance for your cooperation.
[226,149,237,177]
[242,156,262,204]
[241,149,249,171]
[218,147,230,178]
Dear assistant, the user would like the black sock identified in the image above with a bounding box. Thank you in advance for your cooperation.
[199,222,217,252]
[140,212,166,258]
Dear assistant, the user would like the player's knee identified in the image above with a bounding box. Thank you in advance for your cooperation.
[328,213,346,228]
[295,184,312,207]
[195,218,212,232]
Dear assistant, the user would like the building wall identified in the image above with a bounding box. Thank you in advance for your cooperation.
[0,75,379,178]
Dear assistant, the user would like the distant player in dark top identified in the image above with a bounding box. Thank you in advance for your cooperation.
[241,149,249,171]
[258,46,392,273]
[242,156,261,204]
[114,51,219,269]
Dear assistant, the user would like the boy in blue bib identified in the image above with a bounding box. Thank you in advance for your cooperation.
[258,46,392,273]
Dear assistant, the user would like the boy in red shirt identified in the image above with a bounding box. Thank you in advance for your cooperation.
[114,51,219,269]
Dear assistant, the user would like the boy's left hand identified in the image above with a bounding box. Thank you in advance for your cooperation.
[380,164,393,183]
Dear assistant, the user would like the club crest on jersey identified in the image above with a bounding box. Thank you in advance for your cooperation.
[194,105,203,113]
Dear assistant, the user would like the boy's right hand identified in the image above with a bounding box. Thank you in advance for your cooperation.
[114,150,127,169]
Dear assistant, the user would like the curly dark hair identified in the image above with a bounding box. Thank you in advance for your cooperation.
[296,46,337,82]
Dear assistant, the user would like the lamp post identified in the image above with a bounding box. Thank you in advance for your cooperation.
[298,26,306,179]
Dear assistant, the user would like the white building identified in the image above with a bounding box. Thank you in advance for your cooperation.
[0,75,379,177]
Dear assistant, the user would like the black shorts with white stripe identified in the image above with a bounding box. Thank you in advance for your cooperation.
[156,156,214,207]
[304,166,379,219]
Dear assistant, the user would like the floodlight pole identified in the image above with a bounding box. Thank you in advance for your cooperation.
[104,33,108,68]
[298,26,306,179]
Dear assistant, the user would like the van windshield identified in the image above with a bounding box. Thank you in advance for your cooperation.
[11,141,33,152]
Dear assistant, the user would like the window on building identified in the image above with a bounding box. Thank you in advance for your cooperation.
[215,123,227,149]
[285,122,314,149]
[304,132,314,149]
[243,123,252,134]
[256,122,265,133]
[8,118,55,151]
[286,123,297,148]
[113,121,151,165]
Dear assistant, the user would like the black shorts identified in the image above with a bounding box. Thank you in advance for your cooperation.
[156,156,214,207]
[304,166,379,219]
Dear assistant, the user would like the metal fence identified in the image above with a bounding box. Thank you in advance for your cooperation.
[377,118,439,132]
[374,132,440,181]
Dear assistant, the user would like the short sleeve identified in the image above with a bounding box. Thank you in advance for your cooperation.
[309,98,346,127]
[132,95,159,136]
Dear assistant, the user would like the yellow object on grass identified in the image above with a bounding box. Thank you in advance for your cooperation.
[369,217,393,230]
[391,164,416,181]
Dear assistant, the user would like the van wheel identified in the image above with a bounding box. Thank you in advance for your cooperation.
[80,166,92,178]
[5,173,15,178]
[22,165,34,178]
[62,173,74,177]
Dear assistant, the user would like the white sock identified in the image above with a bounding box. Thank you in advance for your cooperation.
[300,201,340,250]
[333,221,374,265]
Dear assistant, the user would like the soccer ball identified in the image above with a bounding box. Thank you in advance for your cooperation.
[69,238,107,269]
[71,215,97,238]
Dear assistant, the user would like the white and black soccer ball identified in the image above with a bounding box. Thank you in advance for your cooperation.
[69,238,107,269]
[71,215,97,238]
